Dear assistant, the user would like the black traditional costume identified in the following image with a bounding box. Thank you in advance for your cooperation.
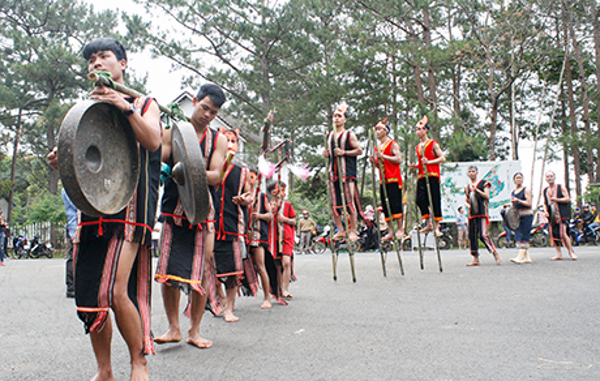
[73,96,160,355]
[416,139,443,222]
[249,192,285,303]
[466,179,497,257]
[155,126,222,316]
[327,130,363,218]
[213,164,259,296]
[543,184,571,247]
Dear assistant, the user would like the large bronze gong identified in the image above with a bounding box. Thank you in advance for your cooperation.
[501,206,521,231]
[170,121,210,225]
[58,100,140,217]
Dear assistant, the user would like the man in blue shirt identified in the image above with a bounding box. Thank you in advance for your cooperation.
[62,189,78,298]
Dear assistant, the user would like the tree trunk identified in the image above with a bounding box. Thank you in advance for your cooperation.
[568,6,593,184]
[408,25,426,109]
[487,47,499,161]
[560,99,571,195]
[508,83,518,160]
[564,42,582,204]
[423,8,437,118]
[8,108,21,224]
[591,0,600,183]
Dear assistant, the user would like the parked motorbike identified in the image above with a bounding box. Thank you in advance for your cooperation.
[396,222,453,251]
[496,223,548,248]
[13,234,29,259]
[309,225,362,254]
[311,226,330,255]
[29,235,54,258]
[13,235,53,259]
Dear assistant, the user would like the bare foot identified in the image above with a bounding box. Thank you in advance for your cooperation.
[466,258,480,266]
[130,361,149,381]
[493,252,502,265]
[261,300,272,309]
[90,371,115,381]
[551,256,564,261]
[186,333,213,349]
[154,328,182,344]
[382,233,394,241]
[420,225,433,233]
[395,230,405,240]
[282,291,293,299]
[332,231,347,241]
[569,252,578,260]
[348,231,359,242]
[223,310,239,322]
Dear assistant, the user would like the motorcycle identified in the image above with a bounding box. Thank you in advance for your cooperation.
[569,220,600,246]
[496,223,548,248]
[310,225,361,254]
[13,234,29,259]
[29,235,54,259]
[394,222,453,252]
[13,235,54,259]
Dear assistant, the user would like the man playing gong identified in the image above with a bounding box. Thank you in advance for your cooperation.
[48,38,162,381]
[370,119,404,241]
[323,104,363,241]
[409,116,445,236]
[543,171,577,261]
[154,84,228,347]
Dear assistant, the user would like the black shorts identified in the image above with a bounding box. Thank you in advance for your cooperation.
[380,182,403,221]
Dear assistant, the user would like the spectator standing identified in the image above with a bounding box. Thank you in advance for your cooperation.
[455,206,468,250]
[297,210,316,254]
[0,211,7,266]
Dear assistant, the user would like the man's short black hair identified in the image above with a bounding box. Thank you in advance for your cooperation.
[267,181,278,193]
[248,166,258,175]
[83,38,127,62]
[196,83,226,108]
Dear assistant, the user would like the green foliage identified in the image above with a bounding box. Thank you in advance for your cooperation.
[119,0,600,201]
[27,193,66,224]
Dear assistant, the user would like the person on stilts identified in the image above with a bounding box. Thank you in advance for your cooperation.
[409,116,445,236]
[323,104,364,242]
[370,119,404,241]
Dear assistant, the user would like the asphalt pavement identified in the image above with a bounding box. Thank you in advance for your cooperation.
[1,246,599,380]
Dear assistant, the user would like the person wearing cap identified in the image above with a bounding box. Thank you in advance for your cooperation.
[323,103,364,242]
[297,210,317,254]
[588,204,600,233]
[409,116,445,236]
[370,119,405,241]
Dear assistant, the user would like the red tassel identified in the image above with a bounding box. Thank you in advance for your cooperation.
[98,217,104,236]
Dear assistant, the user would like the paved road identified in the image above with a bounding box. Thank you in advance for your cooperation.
[1,246,599,380]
